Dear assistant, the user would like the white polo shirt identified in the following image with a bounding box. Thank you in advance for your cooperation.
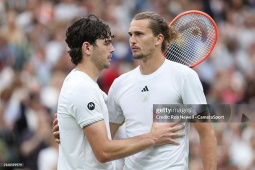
[108,59,206,170]
[57,69,115,170]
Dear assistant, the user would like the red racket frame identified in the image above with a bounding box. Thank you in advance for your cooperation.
[168,10,218,67]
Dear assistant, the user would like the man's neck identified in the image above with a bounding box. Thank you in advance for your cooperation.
[139,54,165,75]
[75,63,101,82]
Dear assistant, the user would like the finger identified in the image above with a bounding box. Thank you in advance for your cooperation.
[169,124,185,132]
[170,133,185,139]
[53,123,59,131]
[171,119,182,126]
[53,118,58,127]
[54,113,57,118]
[168,139,180,145]
[55,139,60,144]
[53,131,60,139]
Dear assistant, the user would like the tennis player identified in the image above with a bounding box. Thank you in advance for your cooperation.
[57,15,185,170]
[107,12,217,170]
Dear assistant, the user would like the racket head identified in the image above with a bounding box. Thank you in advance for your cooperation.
[166,10,218,68]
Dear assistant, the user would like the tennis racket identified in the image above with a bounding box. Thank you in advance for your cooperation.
[165,10,218,68]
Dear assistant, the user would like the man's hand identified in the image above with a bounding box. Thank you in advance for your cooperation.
[52,113,60,144]
[150,121,185,145]
[52,112,185,146]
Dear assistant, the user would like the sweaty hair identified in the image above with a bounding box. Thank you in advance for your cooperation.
[65,15,113,65]
[133,12,179,52]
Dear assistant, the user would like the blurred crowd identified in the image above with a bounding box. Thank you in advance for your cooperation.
[0,0,254,170]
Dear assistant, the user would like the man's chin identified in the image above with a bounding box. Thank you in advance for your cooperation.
[104,64,110,69]
[133,55,143,60]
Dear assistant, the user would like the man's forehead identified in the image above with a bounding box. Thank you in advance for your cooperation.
[129,19,150,32]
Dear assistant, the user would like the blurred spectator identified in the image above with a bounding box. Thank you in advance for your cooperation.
[247,131,255,170]
[37,116,58,170]
[226,124,253,169]
[0,33,15,69]
[54,0,86,22]
[16,91,52,170]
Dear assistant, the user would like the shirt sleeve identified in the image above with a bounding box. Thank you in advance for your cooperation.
[107,80,125,124]
[181,69,207,104]
[69,84,104,128]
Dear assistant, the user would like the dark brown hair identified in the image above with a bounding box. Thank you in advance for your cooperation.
[65,15,113,65]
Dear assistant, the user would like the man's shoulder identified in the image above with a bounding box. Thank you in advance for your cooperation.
[166,60,191,70]
[166,60,197,76]
[62,71,99,95]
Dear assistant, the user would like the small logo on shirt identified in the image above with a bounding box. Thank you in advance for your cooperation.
[87,102,95,110]
[141,86,149,92]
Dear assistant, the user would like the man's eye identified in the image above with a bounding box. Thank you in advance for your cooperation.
[105,41,110,45]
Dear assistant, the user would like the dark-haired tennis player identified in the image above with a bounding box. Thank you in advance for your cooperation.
[57,15,185,170]
[107,12,217,170]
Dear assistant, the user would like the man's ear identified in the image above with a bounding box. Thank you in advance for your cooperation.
[155,34,164,46]
[82,42,92,55]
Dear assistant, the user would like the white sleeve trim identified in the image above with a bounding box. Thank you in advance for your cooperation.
[79,116,104,128]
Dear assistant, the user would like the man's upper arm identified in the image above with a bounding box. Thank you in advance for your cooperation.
[110,122,123,138]
[193,122,214,136]
[83,120,110,161]
[181,69,207,104]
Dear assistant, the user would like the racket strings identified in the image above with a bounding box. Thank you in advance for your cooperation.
[166,13,216,67]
